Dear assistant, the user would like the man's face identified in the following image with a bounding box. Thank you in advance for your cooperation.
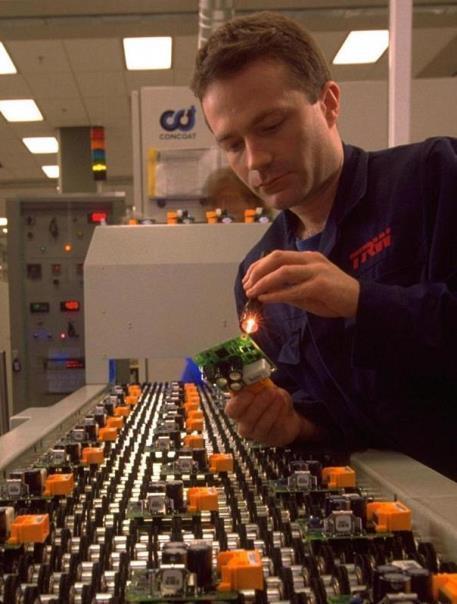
[202,59,341,212]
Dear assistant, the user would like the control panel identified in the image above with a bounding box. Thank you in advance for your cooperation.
[7,195,125,412]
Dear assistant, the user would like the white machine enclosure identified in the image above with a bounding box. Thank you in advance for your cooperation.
[84,222,269,383]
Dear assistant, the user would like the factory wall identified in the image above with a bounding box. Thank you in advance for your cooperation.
[339,78,457,150]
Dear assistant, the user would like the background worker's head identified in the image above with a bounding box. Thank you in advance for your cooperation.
[202,167,261,222]
[192,12,342,214]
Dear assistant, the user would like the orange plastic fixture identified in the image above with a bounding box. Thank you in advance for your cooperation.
[185,419,204,432]
[185,411,204,432]
[99,426,118,441]
[433,574,457,602]
[183,434,205,449]
[44,473,75,496]
[114,405,130,417]
[167,211,178,224]
[187,487,219,512]
[106,416,124,429]
[124,394,139,406]
[209,453,234,473]
[218,550,264,591]
[244,209,256,223]
[206,210,218,224]
[184,401,200,414]
[81,447,104,465]
[128,384,142,397]
[322,466,356,488]
[8,514,50,544]
[366,500,412,532]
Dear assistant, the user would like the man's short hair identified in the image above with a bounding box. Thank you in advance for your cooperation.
[191,11,332,103]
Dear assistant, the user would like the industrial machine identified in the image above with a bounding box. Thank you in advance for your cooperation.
[84,223,269,384]
[6,194,125,413]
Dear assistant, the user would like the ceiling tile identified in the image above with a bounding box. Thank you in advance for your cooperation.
[124,70,174,92]
[7,40,72,74]
[26,72,81,99]
[35,97,89,126]
[75,70,126,97]
[0,74,32,98]
[64,38,124,72]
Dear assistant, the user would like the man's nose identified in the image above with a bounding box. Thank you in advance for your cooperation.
[245,138,272,172]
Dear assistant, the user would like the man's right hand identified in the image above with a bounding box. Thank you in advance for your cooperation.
[224,384,321,447]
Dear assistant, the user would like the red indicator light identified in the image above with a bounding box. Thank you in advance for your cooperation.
[64,243,72,253]
[59,332,66,340]
[88,211,108,224]
[65,359,84,369]
[60,300,80,312]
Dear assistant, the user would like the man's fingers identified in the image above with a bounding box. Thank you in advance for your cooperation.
[246,395,286,442]
[225,391,255,420]
[243,250,324,291]
[245,264,316,298]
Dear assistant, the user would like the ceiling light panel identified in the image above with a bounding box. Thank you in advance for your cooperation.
[41,165,59,178]
[0,42,17,74]
[333,30,389,65]
[23,137,58,154]
[123,37,172,70]
[0,99,43,122]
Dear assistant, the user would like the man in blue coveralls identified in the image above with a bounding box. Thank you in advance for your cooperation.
[191,12,457,480]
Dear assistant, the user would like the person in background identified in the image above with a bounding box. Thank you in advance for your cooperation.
[191,11,457,480]
[202,166,267,222]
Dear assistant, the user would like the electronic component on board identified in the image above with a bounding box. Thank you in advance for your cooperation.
[194,334,276,392]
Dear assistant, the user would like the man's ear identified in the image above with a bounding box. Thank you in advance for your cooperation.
[320,81,340,127]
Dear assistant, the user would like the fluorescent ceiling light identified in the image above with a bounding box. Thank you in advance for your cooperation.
[0,99,43,122]
[23,137,58,154]
[0,218,7,227]
[123,37,172,70]
[333,30,389,64]
[2,228,7,234]
[42,165,59,179]
[0,42,17,74]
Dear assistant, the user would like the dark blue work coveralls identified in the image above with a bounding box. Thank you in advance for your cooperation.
[235,138,457,480]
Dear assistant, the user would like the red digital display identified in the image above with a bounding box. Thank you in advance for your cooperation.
[65,359,85,369]
[60,300,80,312]
[88,211,108,224]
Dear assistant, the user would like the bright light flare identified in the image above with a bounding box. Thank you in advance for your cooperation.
[240,315,259,334]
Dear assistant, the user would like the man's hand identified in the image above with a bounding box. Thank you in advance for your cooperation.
[225,384,321,447]
[242,250,360,318]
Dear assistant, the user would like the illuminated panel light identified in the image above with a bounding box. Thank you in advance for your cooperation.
[90,126,107,181]
[0,99,43,122]
[60,300,80,312]
[333,30,389,64]
[123,37,172,70]
[0,42,17,74]
[23,137,58,154]
[0,217,7,227]
[42,165,59,179]
[88,211,108,224]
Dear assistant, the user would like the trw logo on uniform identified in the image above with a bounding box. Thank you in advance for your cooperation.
[350,227,391,270]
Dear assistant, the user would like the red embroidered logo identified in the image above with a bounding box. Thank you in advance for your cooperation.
[350,227,391,270]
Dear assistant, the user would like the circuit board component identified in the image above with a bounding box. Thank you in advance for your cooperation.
[194,334,276,392]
